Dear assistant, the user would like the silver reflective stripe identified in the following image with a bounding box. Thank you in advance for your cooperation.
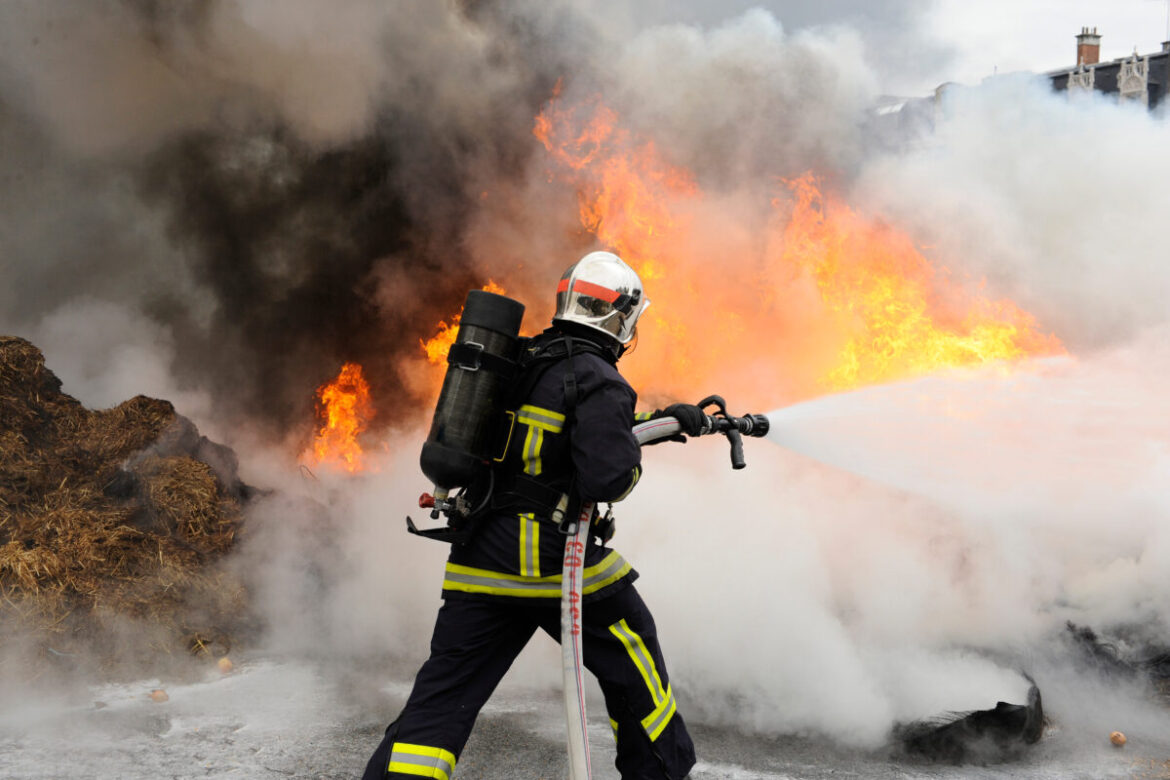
[523,427,543,475]
[517,404,565,430]
[388,743,456,780]
[584,553,630,592]
[442,552,631,598]
[517,405,562,476]
[642,686,677,742]
[611,620,667,703]
[444,569,561,597]
[610,618,678,741]
[519,514,540,577]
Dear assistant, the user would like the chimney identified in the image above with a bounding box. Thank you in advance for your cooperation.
[1162,41,1170,54]
[1076,26,1101,66]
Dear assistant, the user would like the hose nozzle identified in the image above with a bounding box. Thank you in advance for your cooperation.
[739,413,769,438]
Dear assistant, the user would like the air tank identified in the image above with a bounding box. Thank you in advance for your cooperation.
[420,290,525,493]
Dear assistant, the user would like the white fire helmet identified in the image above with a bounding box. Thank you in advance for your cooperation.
[553,251,649,345]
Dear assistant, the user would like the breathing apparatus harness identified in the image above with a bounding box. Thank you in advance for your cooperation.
[407,326,617,546]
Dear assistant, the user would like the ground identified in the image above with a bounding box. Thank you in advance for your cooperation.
[2,659,1166,780]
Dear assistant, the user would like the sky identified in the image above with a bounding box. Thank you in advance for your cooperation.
[926,0,1170,91]
[603,0,1170,95]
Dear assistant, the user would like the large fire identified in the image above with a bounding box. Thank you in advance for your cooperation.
[533,91,1063,402]
[309,362,374,473]
[326,90,1066,470]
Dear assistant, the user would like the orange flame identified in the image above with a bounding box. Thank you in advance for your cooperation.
[779,174,1064,389]
[533,92,1063,402]
[534,92,708,396]
[534,92,696,283]
[421,280,507,365]
[310,362,373,472]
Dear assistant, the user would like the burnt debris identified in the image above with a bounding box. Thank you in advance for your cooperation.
[898,678,1044,764]
[1065,621,1170,700]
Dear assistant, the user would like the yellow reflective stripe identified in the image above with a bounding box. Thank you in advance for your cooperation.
[442,551,631,598]
[609,717,619,744]
[517,404,565,431]
[518,513,540,577]
[387,742,456,780]
[634,411,653,421]
[517,404,562,476]
[519,513,529,575]
[612,465,641,502]
[610,618,668,705]
[521,426,539,475]
[642,685,677,742]
[532,428,542,475]
[609,619,677,740]
[586,553,632,593]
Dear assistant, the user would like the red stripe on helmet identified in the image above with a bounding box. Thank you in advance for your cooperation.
[559,278,619,303]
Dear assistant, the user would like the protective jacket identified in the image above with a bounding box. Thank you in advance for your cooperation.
[443,326,642,604]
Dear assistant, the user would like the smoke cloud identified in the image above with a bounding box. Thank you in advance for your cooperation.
[854,77,1170,349]
[2,0,1169,764]
[0,0,575,433]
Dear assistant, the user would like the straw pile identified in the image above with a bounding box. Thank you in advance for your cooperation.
[0,336,250,671]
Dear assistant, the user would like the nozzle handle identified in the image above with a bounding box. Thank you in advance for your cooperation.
[728,429,745,469]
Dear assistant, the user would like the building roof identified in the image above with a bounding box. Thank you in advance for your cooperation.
[1048,46,1170,109]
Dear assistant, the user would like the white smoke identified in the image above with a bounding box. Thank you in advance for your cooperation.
[573,335,1170,749]
[854,76,1170,349]
[609,9,877,183]
[21,299,215,425]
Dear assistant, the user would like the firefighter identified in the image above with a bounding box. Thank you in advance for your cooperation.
[363,251,704,779]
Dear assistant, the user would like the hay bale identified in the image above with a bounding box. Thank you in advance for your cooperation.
[137,456,236,551]
[0,336,251,673]
[0,336,81,437]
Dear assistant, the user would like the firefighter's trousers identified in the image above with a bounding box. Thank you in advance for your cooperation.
[362,584,695,780]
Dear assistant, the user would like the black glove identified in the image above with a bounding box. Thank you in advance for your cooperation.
[660,403,707,436]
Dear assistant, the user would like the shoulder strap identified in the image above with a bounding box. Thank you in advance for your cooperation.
[511,333,609,411]
[562,335,579,416]
[509,353,557,411]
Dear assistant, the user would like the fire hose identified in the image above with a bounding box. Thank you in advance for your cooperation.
[560,396,768,780]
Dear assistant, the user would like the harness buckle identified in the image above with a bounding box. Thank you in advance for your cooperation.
[594,504,616,545]
[449,341,485,372]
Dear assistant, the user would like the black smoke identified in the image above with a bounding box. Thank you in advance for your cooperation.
[135,127,471,432]
[0,0,593,435]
